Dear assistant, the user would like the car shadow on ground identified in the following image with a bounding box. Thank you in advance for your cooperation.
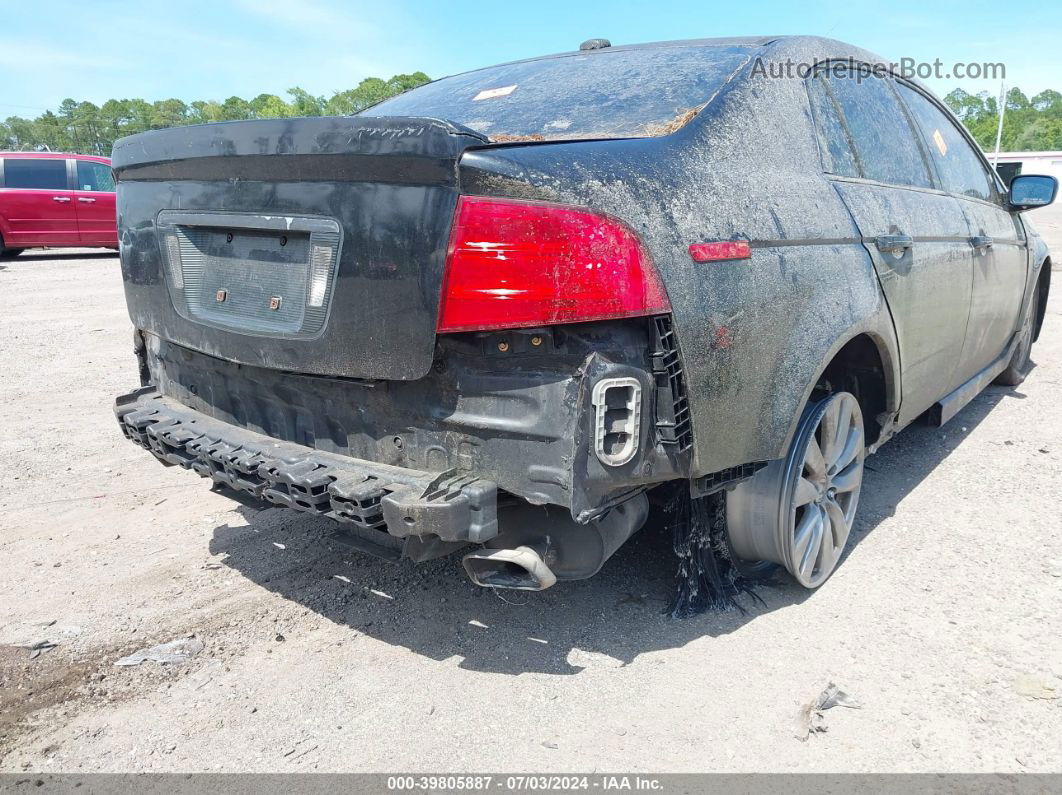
[16,250,118,261]
[208,383,1021,676]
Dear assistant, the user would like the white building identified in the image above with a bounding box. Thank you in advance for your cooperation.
[991,152,1062,259]
[990,151,1062,183]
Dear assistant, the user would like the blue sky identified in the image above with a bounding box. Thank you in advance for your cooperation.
[2,0,1060,115]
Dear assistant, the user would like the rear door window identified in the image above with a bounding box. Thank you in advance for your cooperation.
[3,158,68,190]
[895,84,998,202]
[76,160,115,192]
[360,45,753,141]
[818,66,932,189]
[806,74,859,177]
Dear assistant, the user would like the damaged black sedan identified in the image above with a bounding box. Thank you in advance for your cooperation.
[113,36,1055,597]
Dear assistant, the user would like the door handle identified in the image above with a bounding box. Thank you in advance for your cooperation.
[875,234,913,254]
[970,235,993,253]
[78,197,97,204]
[52,196,71,203]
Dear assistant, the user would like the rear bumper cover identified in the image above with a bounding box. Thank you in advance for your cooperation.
[115,387,498,545]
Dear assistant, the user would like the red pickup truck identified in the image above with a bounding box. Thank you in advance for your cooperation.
[0,152,117,257]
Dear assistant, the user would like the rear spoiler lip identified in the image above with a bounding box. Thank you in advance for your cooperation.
[111,116,488,173]
[115,151,461,186]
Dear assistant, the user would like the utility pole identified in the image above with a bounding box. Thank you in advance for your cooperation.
[992,81,1006,166]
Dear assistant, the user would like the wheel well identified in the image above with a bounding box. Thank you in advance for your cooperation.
[1034,259,1051,342]
[814,334,890,447]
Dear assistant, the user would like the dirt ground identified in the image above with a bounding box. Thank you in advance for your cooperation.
[1,241,1060,774]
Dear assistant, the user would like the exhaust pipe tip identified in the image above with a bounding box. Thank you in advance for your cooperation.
[462,546,557,591]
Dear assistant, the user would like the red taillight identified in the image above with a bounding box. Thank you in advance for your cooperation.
[436,196,671,333]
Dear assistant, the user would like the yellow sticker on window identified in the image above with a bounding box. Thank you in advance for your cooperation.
[473,85,517,101]
[932,129,948,157]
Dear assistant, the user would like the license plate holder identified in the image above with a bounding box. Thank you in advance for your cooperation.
[157,211,342,339]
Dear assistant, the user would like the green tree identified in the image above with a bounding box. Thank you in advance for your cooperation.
[220,96,254,121]
[1031,90,1062,117]
[1012,118,1062,151]
[944,88,984,122]
[385,71,430,95]
[325,77,390,115]
[3,73,434,154]
[151,99,189,129]
[249,93,293,118]
[325,71,429,115]
[33,111,69,152]
[286,87,325,117]
[1005,87,1031,112]
[1,115,44,150]
[188,100,224,124]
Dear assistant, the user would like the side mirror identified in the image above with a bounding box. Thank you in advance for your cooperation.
[1008,174,1058,211]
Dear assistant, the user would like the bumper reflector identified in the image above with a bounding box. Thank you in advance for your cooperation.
[688,240,751,262]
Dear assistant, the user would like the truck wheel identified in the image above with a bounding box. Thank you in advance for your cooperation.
[725,391,865,589]
[994,286,1040,387]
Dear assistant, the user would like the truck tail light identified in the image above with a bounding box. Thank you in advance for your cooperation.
[436,196,670,333]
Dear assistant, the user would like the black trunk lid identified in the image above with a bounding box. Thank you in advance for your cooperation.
[113,116,487,380]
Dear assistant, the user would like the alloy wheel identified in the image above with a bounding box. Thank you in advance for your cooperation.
[726,391,865,589]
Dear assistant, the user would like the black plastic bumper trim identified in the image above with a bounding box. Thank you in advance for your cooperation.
[114,387,498,543]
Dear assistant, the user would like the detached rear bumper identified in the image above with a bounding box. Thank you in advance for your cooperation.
[115,387,499,552]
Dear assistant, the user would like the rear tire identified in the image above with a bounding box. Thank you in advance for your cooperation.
[725,391,866,589]
[994,285,1040,386]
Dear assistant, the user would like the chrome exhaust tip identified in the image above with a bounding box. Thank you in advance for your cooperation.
[462,546,558,591]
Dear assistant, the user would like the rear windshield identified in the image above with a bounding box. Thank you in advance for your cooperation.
[359,45,753,142]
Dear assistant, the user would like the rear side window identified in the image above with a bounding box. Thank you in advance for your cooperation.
[3,158,68,190]
[806,75,859,177]
[895,85,997,202]
[76,160,115,192]
[360,45,752,142]
[818,66,932,189]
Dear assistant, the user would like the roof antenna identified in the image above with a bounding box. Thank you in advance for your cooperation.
[579,38,611,51]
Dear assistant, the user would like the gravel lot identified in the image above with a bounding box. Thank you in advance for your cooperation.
[1,240,1060,773]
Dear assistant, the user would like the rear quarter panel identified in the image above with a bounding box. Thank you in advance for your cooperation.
[461,56,899,475]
